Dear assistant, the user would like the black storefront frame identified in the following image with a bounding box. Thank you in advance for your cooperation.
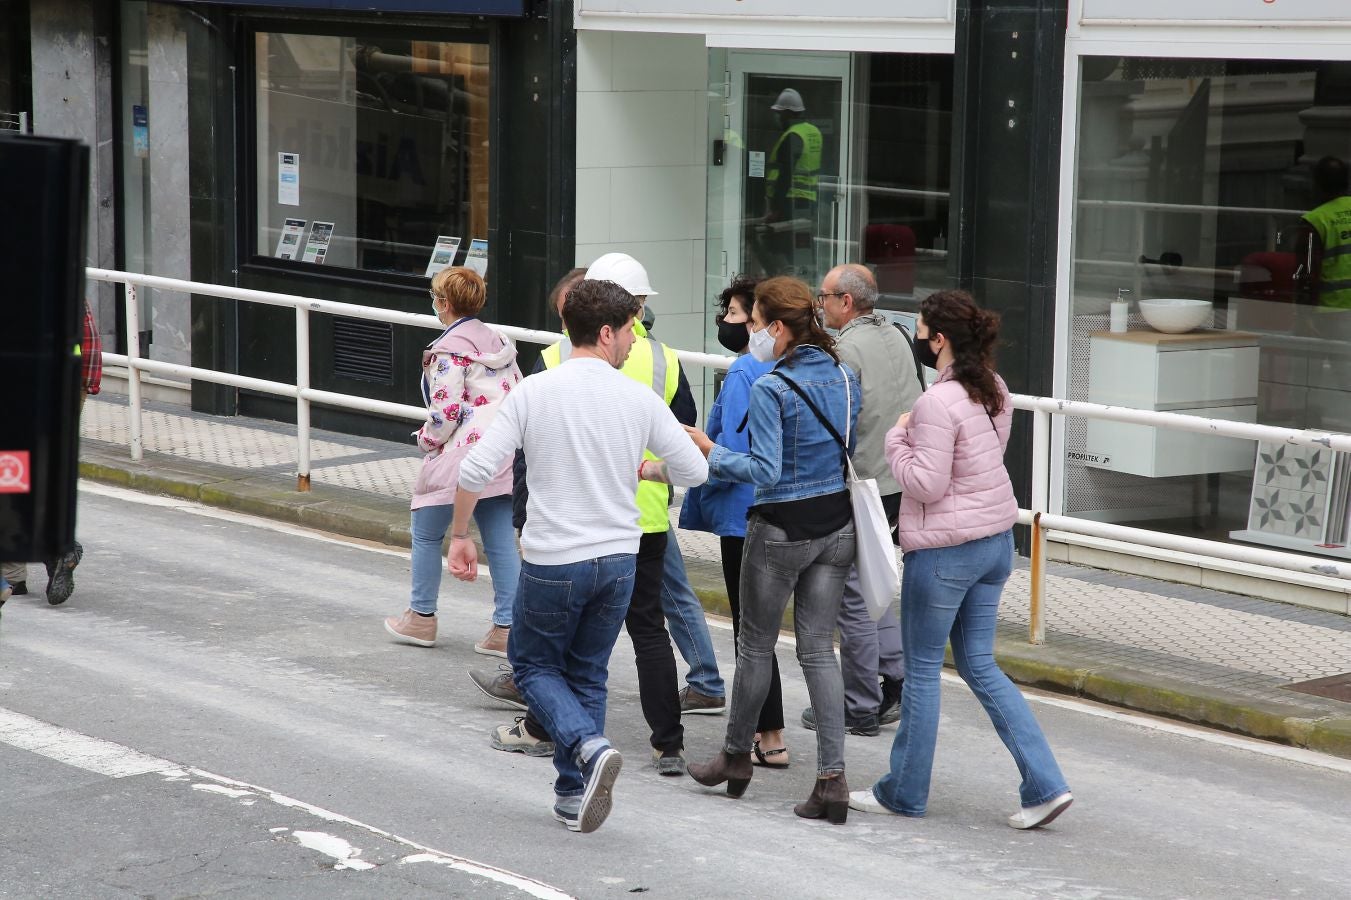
[235,15,492,289]
[185,2,576,439]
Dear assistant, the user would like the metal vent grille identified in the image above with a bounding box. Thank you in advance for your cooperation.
[332,317,394,384]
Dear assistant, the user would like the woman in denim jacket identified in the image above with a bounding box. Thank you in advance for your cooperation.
[683,276,790,765]
[848,290,1072,830]
[686,276,860,824]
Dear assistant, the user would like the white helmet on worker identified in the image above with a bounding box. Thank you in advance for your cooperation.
[585,252,659,297]
[771,88,805,113]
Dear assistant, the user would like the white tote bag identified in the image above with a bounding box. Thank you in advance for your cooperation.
[841,368,901,620]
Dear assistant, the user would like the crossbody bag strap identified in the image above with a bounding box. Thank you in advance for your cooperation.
[770,371,852,477]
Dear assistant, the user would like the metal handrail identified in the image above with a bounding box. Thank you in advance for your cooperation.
[86,268,1351,645]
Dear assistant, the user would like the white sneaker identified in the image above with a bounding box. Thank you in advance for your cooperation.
[1008,791,1073,830]
[848,789,898,815]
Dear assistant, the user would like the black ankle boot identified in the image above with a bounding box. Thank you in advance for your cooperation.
[794,774,849,824]
[687,750,753,798]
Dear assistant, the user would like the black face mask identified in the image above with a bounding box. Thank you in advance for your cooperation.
[915,335,940,369]
[717,320,750,353]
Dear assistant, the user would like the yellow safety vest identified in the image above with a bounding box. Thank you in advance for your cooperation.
[765,121,822,203]
[540,320,681,534]
[1303,196,1351,310]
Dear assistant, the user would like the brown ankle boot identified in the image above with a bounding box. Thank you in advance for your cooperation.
[687,750,753,798]
[794,774,849,824]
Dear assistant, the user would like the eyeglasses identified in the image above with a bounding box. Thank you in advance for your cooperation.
[428,290,442,302]
[815,291,845,303]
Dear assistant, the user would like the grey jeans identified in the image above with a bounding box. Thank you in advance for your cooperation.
[724,514,856,775]
[838,565,904,718]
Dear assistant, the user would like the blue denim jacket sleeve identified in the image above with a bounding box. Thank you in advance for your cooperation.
[707,376,782,486]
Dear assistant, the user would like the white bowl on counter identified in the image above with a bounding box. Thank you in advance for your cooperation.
[1138,298,1213,334]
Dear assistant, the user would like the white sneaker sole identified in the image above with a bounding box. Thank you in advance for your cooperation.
[680,705,726,716]
[1008,793,1073,830]
[384,619,435,648]
[473,643,508,658]
[577,748,623,834]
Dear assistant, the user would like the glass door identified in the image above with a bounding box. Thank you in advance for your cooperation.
[708,51,853,289]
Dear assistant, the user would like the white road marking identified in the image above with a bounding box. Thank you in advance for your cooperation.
[0,707,176,778]
[292,831,375,871]
[0,705,573,900]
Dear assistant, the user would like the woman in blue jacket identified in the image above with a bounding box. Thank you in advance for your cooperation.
[683,276,788,766]
[686,276,860,824]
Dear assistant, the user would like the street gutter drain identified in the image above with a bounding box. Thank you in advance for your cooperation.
[1284,673,1351,703]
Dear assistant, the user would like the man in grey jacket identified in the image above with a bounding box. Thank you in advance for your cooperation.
[803,263,923,735]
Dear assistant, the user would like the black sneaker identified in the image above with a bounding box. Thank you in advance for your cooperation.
[879,676,903,726]
[801,706,880,737]
[576,746,623,834]
[46,542,83,606]
[10,581,27,596]
[552,802,582,832]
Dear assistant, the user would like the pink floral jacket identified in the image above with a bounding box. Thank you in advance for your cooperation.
[411,317,522,509]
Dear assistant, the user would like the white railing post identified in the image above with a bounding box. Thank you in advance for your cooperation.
[124,282,144,462]
[1029,406,1050,645]
[295,305,311,492]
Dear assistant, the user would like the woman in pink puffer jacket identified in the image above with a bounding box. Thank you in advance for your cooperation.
[849,290,1072,831]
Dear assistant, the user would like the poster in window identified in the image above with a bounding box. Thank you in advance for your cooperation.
[132,105,149,159]
[275,218,307,260]
[278,152,301,206]
[424,236,463,278]
[463,239,489,277]
[302,221,334,264]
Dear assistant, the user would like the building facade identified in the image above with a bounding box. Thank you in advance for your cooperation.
[10,0,1351,603]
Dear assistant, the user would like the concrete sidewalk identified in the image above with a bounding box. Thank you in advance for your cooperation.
[75,393,1351,759]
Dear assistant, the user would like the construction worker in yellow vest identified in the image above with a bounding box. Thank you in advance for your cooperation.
[1296,155,1351,311]
[475,253,727,769]
[757,88,823,279]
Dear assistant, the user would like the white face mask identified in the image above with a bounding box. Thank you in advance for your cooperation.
[431,298,443,319]
[747,324,778,362]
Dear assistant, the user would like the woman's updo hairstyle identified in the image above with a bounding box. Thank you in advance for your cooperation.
[919,289,1003,416]
[752,276,838,366]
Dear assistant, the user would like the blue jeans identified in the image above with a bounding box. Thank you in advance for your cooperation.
[410,496,520,625]
[509,554,637,797]
[873,530,1068,816]
[661,528,725,699]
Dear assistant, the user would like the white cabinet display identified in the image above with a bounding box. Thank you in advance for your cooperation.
[1085,330,1259,478]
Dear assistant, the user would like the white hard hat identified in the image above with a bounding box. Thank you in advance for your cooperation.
[770,88,805,112]
[584,252,658,297]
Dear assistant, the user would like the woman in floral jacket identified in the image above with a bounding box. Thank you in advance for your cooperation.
[384,267,523,655]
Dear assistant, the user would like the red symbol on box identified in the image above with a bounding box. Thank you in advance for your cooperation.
[0,451,31,494]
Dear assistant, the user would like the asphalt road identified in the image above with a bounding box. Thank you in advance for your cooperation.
[2,483,1349,899]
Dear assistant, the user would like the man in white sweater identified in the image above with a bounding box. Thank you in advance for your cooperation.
[448,279,709,834]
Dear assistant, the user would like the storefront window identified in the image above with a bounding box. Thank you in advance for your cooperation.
[253,29,490,277]
[705,50,952,319]
[1067,57,1351,555]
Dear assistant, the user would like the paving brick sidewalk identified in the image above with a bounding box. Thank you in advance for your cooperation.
[77,394,1351,757]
